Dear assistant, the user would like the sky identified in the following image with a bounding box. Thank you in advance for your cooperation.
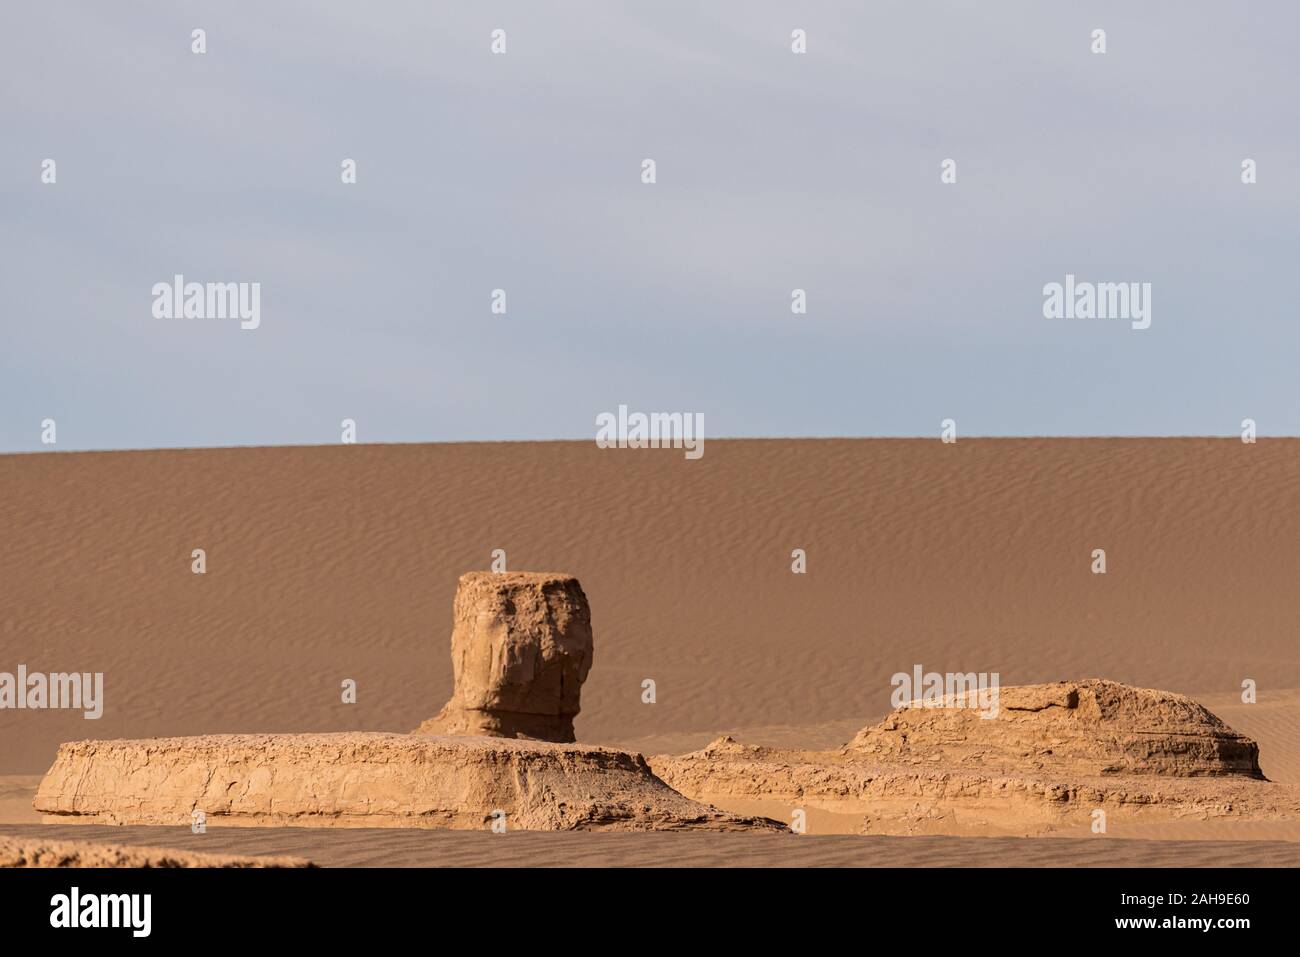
[2,1,1298,451]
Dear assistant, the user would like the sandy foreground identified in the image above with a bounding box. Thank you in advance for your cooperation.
[0,823,1296,868]
[2,438,1299,861]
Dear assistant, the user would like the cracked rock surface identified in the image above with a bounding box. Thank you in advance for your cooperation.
[34,733,785,832]
[651,680,1297,836]
[414,572,593,743]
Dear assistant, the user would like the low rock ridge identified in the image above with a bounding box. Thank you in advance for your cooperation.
[34,732,785,832]
[848,679,1264,778]
[649,680,1291,836]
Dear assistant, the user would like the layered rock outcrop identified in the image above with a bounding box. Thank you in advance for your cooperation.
[849,680,1263,778]
[414,572,593,743]
[34,733,784,832]
[651,680,1293,837]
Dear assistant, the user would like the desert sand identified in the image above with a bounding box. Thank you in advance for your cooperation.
[4,823,1299,868]
[0,834,311,868]
[3,438,1300,863]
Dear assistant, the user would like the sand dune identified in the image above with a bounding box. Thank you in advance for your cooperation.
[1196,689,1300,786]
[2,822,1298,868]
[0,777,41,825]
[4,438,1298,777]
[4,438,1300,856]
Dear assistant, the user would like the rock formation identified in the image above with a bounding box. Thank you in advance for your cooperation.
[849,679,1263,778]
[31,571,785,833]
[651,680,1295,837]
[414,572,593,743]
[34,733,785,832]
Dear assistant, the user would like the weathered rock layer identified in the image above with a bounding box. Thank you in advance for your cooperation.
[34,732,783,832]
[651,681,1293,836]
[849,679,1263,778]
[414,572,593,742]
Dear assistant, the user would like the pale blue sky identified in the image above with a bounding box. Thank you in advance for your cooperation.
[3,1,1297,451]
